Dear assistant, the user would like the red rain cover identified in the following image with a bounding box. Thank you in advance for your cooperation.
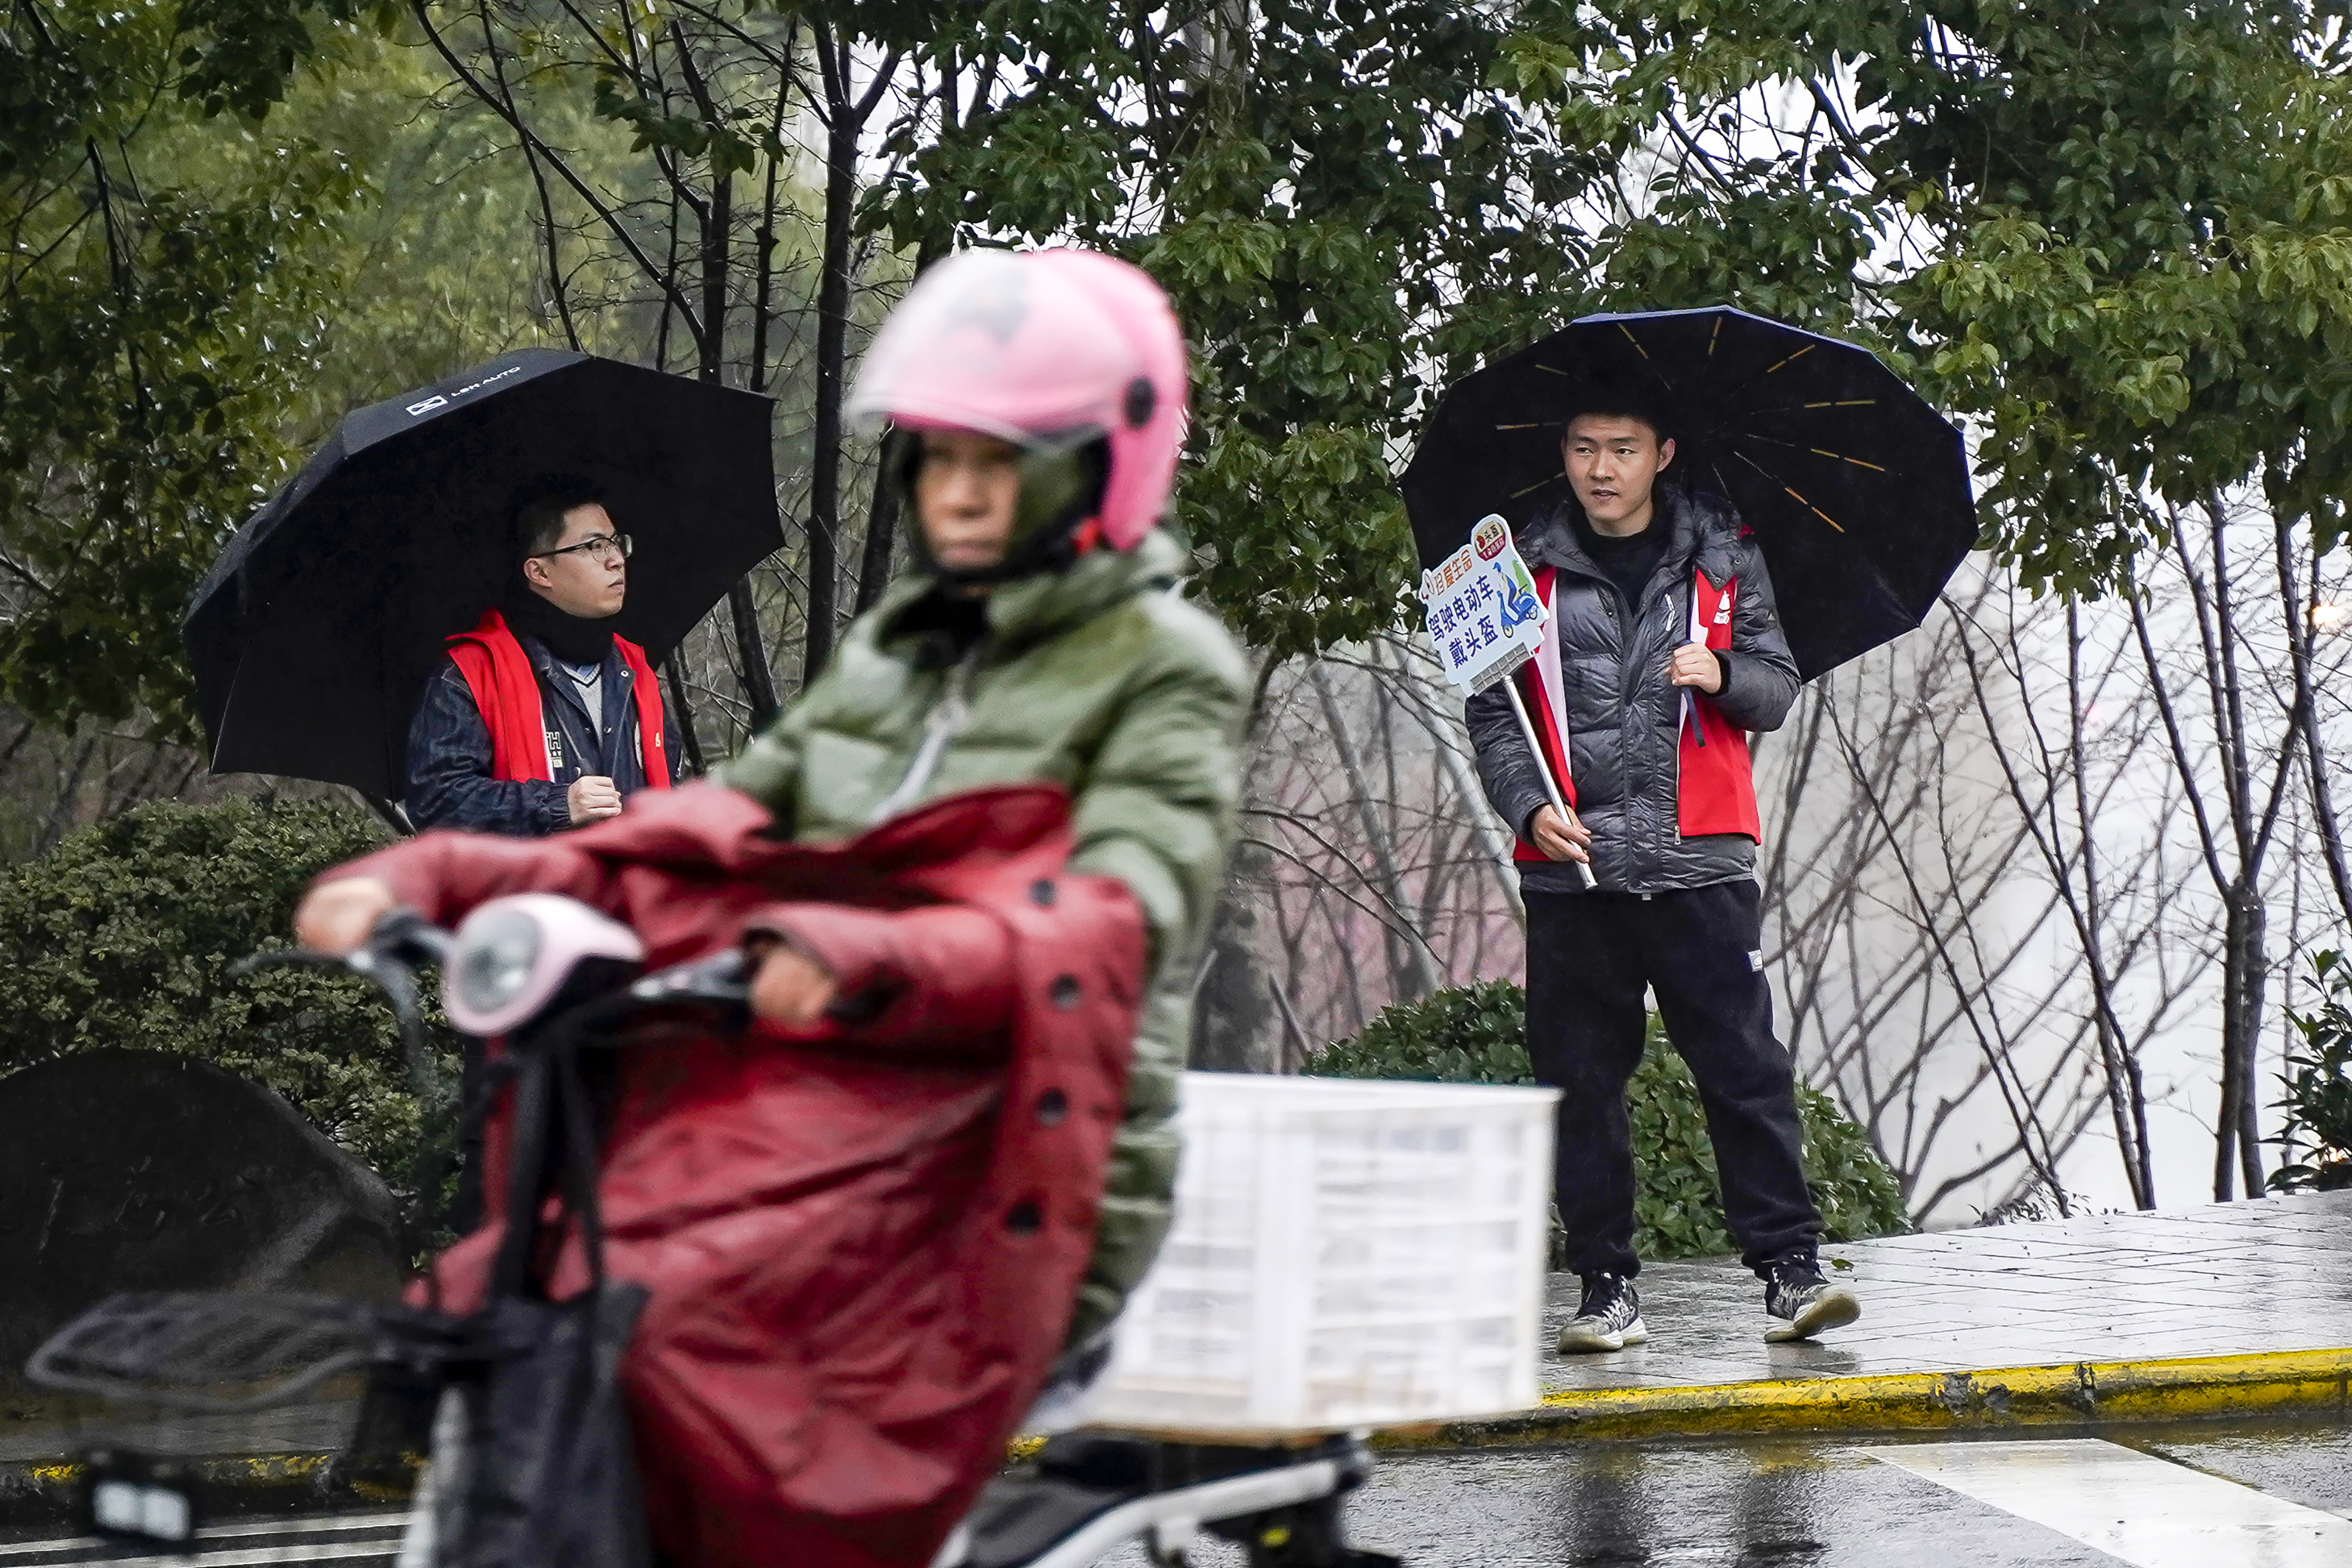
[326,783,1145,1568]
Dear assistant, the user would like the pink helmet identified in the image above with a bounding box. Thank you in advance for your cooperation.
[846,247,1188,551]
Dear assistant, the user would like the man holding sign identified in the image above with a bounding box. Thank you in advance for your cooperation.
[1451,392,1859,1353]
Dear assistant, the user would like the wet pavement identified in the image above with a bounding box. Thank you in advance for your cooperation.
[1541,1190,2352,1398]
[0,1422,2343,1566]
[7,1194,2350,1558]
[1110,1418,2352,1565]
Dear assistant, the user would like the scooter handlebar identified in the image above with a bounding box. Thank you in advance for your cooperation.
[626,948,750,1009]
[367,905,453,965]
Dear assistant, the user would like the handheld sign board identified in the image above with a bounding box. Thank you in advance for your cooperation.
[1418,513,1546,694]
[1419,513,1598,888]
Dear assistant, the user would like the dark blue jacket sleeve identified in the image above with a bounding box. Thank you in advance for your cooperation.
[1711,535,1800,733]
[1466,681,1549,844]
[659,683,686,784]
[403,661,572,835]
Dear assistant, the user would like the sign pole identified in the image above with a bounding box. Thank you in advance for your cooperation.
[1677,584,1705,747]
[1504,673,1598,892]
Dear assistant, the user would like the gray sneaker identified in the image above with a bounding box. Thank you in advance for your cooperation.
[1558,1271,1648,1354]
[1763,1256,1861,1343]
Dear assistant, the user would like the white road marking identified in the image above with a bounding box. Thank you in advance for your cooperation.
[182,1515,404,1544]
[0,1514,404,1567]
[0,1539,400,1568]
[0,1540,106,1562]
[1873,1437,2352,1567]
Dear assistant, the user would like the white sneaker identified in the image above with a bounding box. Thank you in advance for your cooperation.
[1763,1256,1862,1343]
[1557,1271,1648,1353]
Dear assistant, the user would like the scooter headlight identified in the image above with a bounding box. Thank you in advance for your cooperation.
[452,905,542,1018]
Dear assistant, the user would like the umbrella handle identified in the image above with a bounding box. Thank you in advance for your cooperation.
[1505,677,1599,891]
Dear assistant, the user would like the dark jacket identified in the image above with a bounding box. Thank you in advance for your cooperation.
[1465,486,1799,894]
[404,633,677,834]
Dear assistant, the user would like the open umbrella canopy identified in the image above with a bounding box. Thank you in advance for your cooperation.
[185,349,781,798]
[1400,307,1976,681]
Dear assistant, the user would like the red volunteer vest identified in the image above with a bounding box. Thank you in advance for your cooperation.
[1510,563,1760,865]
[445,608,671,789]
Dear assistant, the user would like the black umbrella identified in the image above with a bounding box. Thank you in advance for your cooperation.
[185,348,781,799]
[1400,307,1976,680]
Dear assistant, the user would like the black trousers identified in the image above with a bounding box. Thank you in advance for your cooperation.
[1525,878,1820,1278]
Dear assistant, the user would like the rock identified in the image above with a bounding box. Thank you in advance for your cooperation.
[0,1049,400,1384]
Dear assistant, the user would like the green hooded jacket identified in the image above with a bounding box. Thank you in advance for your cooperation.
[715,529,1250,1342]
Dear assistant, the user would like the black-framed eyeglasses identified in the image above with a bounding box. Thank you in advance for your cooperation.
[530,532,632,564]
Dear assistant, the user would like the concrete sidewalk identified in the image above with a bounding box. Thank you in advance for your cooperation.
[1412,1188,2352,1447]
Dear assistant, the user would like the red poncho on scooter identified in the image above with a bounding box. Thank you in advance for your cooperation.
[326,781,1146,1568]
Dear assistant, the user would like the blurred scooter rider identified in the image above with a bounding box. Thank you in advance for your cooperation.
[719,247,1251,1347]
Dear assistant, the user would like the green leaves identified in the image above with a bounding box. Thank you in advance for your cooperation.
[875,1,1594,664]
[0,151,358,735]
[0,0,368,738]
[591,66,772,177]
[1308,979,1913,1259]
[1500,1,2352,593]
[172,0,351,119]
[2270,950,2352,1194]
[18,0,2350,738]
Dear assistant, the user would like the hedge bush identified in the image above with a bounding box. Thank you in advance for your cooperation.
[0,800,456,1239]
[1308,979,1911,1259]
[2271,950,2352,1193]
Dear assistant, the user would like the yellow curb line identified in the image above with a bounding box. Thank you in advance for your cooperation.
[1375,1346,2352,1449]
[4,1452,339,1490]
[12,1349,2348,1491]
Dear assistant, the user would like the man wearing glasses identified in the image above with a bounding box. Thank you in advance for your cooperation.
[404,473,677,834]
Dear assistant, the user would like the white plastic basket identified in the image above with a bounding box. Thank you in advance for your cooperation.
[1083,1072,1558,1434]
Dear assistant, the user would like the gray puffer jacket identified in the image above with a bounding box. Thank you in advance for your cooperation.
[1465,487,1799,895]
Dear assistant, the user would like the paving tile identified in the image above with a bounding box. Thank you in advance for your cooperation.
[1538,1191,2352,1396]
